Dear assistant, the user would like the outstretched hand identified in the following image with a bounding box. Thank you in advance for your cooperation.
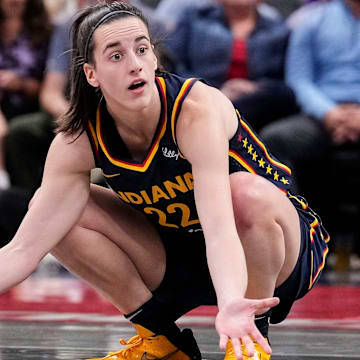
[215,297,280,360]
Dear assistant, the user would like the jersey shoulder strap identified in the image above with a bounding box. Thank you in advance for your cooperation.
[158,73,201,147]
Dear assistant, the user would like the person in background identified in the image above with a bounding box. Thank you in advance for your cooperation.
[154,0,283,34]
[0,0,164,247]
[0,2,329,360]
[43,0,77,24]
[286,0,330,29]
[5,0,163,193]
[259,0,360,270]
[260,0,360,192]
[0,0,52,189]
[266,0,304,18]
[164,0,298,132]
[0,0,90,247]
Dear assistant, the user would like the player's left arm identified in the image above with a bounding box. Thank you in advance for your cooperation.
[177,81,247,305]
[177,82,278,358]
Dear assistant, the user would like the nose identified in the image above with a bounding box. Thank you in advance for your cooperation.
[128,52,142,74]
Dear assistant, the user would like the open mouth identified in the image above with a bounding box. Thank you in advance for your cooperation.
[128,81,146,90]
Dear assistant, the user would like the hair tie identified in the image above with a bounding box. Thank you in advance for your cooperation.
[85,10,136,62]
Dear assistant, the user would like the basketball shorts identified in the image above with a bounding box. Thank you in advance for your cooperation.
[152,200,328,324]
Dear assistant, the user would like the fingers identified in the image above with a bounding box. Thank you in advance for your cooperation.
[241,335,255,358]
[252,330,272,355]
[219,334,228,351]
[255,296,280,310]
[231,338,243,360]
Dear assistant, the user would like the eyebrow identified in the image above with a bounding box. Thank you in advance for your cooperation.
[102,35,150,54]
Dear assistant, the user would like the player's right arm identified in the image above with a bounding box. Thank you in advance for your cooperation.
[0,131,94,293]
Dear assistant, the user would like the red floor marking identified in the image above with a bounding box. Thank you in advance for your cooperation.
[0,277,359,324]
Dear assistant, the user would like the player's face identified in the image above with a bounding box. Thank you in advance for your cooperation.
[84,17,158,112]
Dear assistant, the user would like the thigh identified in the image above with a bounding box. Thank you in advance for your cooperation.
[60,184,167,290]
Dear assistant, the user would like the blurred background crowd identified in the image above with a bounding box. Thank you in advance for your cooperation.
[0,0,359,276]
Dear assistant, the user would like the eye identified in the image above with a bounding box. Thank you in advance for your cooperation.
[137,46,148,55]
[110,52,122,61]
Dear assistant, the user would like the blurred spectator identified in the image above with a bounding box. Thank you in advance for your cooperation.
[0,0,51,190]
[44,0,77,24]
[1,0,91,246]
[5,0,164,192]
[153,0,214,32]
[4,8,70,191]
[286,0,330,28]
[164,0,298,131]
[266,0,304,18]
[154,0,282,33]
[0,0,164,247]
[260,0,360,193]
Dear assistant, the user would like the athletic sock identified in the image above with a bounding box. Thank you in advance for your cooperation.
[124,296,182,346]
[254,309,272,339]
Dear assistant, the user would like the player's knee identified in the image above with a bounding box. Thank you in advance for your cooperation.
[230,172,272,228]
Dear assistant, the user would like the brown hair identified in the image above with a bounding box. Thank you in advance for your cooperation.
[57,1,157,135]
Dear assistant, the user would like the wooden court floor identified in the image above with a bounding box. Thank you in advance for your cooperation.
[0,260,359,360]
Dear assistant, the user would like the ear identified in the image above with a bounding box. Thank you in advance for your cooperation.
[83,63,100,88]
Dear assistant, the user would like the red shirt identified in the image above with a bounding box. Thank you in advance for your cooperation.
[227,39,248,80]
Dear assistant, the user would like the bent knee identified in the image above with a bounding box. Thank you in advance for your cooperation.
[230,172,280,227]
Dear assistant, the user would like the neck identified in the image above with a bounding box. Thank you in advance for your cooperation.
[224,6,257,38]
[106,83,161,140]
[224,4,256,21]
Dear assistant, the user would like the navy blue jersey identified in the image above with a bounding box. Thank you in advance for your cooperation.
[86,73,329,289]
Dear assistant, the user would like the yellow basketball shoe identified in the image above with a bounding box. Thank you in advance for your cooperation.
[224,338,271,360]
[87,324,201,360]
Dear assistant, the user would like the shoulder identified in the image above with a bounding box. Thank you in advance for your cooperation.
[290,1,331,34]
[178,80,237,138]
[178,3,225,24]
[182,81,233,117]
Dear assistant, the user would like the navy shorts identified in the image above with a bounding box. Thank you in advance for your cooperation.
[152,199,328,324]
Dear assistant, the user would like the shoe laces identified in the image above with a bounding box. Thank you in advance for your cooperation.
[101,335,144,359]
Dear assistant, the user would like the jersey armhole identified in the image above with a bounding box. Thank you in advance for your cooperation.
[170,78,202,158]
[86,121,101,168]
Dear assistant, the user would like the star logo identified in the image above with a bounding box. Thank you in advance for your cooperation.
[258,158,265,168]
[242,137,248,148]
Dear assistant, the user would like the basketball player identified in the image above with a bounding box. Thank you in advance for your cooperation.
[0,2,329,360]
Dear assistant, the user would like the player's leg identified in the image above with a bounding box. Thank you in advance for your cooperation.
[51,183,165,312]
[224,172,302,360]
[50,184,201,360]
[230,172,301,302]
